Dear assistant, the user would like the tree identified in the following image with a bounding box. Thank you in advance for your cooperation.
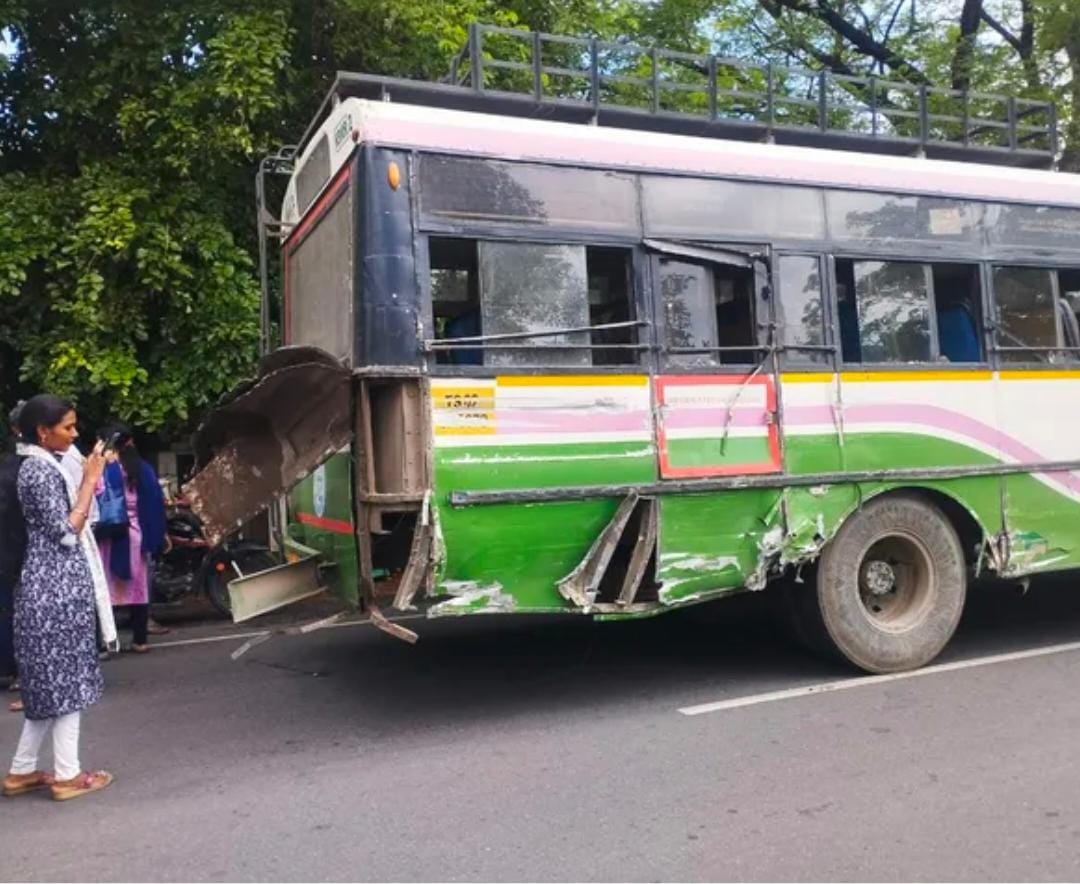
[0,2,292,433]
[2,0,1077,439]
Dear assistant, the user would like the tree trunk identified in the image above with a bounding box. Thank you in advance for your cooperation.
[950,0,983,92]
[1020,0,1039,91]
[1061,52,1080,172]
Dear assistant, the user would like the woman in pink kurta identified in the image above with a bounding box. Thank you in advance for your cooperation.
[97,483,149,607]
[94,427,166,653]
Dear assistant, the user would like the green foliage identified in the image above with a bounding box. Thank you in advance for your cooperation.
[1,0,1077,437]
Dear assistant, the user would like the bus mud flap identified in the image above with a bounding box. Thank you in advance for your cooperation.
[557,492,640,609]
[183,346,352,544]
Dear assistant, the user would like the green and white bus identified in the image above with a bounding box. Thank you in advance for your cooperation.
[186,28,1080,673]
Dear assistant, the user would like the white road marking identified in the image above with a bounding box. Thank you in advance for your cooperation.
[148,613,426,650]
[678,638,1080,716]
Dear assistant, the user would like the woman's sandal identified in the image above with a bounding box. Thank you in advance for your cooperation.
[7,699,23,713]
[3,770,55,797]
[129,643,150,654]
[50,770,114,802]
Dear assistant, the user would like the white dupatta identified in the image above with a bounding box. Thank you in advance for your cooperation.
[18,443,119,649]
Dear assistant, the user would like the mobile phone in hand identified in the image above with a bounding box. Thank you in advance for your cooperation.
[102,431,124,454]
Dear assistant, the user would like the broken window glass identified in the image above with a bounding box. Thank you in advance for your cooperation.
[776,255,827,366]
[659,258,757,367]
[993,266,1059,362]
[478,241,590,367]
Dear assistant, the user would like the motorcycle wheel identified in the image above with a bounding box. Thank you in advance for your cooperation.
[205,550,279,617]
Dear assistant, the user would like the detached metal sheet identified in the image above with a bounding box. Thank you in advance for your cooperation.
[184,346,352,544]
[228,554,324,623]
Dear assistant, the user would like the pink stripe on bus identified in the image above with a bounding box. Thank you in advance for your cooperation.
[785,403,1080,496]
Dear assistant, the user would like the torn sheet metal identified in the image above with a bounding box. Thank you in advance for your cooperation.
[230,611,347,660]
[617,497,658,606]
[393,491,437,611]
[557,492,639,609]
[428,580,516,616]
[227,553,325,623]
[184,345,352,544]
[657,552,744,605]
[369,604,420,643]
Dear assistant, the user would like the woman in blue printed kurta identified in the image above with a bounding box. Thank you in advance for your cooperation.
[16,456,104,718]
[3,395,114,802]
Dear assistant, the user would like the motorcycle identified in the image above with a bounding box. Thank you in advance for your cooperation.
[153,499,278,617]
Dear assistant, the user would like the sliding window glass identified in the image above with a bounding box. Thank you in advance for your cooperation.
[776,255,828,366]
[837,260,933,364]
[992,266,1060,363]
[429,237,638,367]
[659,257,758,367]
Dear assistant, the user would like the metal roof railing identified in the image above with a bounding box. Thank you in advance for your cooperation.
[297,24,1057,170]
[436,24,1057,168]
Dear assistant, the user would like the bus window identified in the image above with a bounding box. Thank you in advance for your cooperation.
[430,237,481,366]
[659,258,756,367]
[932,264,982,363]
[478,241,591,368]
[992,266,1058,363]
[837,258,932,364]
[431,238,638,367]
[587,248,637,366]
[776,255,827,366]
[1056,269,1080,355]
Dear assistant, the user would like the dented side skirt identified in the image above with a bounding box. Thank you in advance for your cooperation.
[617,498,657,607]
[557,492,639,608]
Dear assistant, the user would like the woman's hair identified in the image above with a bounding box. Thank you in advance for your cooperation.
[100,422,140,488]
[8,400,25,436]
[18,394,75,445]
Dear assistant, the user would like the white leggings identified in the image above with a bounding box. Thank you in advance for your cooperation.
[9,712,81,781]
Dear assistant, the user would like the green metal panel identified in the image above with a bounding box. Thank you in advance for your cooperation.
[287,452,359,606]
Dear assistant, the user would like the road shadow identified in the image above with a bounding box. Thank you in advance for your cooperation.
[231,574,1080,736]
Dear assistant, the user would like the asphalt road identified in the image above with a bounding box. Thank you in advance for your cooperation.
[4,578,1080,882]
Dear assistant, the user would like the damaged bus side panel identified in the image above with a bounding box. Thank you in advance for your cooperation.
[182,97,1080,674]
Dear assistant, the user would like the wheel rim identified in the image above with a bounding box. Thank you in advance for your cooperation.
[857,532,935,633]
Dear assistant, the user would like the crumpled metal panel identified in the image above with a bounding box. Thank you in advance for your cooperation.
[184,346,352,544]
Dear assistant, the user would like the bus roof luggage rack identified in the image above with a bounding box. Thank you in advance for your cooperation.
[309,24,1057,170]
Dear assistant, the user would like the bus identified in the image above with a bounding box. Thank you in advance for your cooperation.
[184,27,1080,674]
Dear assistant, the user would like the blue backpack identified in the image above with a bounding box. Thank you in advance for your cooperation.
[95,478,128,540]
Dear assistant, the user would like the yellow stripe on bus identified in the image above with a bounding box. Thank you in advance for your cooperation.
[433,425,497,436]
[497,375,649,387]
[999,370,1080,380]
[841,370,993,382]
[781,371,993,383]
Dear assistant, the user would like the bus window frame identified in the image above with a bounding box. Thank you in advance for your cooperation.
[829,252,994,372]
[772,251,835,372]
[650,241,773,376]
[418,231,656,377]
[987,262,1080,367]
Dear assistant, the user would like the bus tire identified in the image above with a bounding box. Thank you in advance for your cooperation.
[803,493,967,674]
